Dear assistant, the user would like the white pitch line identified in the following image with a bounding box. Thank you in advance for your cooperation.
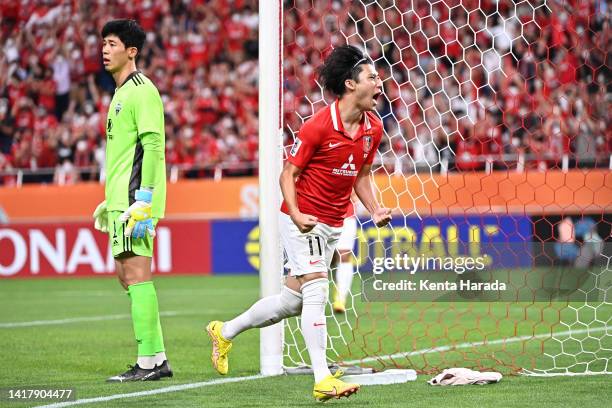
[0,311,200,328]
[36,374,268,408]
[344,326,610,365]
[519,370,612,377]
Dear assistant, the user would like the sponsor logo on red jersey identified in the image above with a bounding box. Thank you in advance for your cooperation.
[332,154,358,177]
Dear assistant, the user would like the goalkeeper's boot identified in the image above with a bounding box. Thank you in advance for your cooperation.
[313,370,360,402]
[332,288,346,314]
[157,360,174,379]
[206,321,232,375]
[106,364,160,382]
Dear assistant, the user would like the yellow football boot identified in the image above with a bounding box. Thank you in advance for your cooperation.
[332,288,346,314]
[206,321,232,375]
[313,370,360,402]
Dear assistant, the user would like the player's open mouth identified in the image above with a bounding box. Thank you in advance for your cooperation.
[372,91,382,102]
[103,58,110,64]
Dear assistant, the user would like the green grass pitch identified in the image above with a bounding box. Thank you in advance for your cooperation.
[0,275,610,408]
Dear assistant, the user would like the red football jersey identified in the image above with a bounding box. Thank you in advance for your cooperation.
[281,101,383,227]
[344,200,355,218]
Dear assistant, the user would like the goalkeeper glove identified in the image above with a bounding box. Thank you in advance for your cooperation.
[93,200,108,233]
[119,189,156,239]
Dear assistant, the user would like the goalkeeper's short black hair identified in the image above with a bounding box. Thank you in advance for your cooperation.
[101,19,145,55]
[317,45,373,97]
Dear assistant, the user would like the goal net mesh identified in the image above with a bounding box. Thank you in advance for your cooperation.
[280,0,610,375]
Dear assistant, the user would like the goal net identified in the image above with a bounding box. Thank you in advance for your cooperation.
[275,0,610,376]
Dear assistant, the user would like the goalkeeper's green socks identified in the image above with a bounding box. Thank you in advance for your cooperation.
[128,281,166,368]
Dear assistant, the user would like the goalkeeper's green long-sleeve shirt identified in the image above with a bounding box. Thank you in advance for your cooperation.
[104,71,166,218]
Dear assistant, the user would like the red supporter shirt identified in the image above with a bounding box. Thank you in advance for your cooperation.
[281,101,382,227]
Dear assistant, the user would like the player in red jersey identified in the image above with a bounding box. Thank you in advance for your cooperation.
[206,45,391,401]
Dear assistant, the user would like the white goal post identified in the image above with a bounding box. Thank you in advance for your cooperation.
[258,0,284,376]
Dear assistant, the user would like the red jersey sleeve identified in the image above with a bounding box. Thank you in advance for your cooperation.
[287,120,320,168]
[364,123,383,165]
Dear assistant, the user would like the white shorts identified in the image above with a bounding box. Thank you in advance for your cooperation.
[337,216,357,251]
[279,212,343,277]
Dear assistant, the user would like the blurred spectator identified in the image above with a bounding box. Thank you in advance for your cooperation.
[0,99,14,154]
[51,40,71,120]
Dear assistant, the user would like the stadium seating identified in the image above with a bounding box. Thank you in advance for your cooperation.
[0,0,608,185]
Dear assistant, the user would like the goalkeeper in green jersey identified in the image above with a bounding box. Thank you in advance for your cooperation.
[92,19,171,382]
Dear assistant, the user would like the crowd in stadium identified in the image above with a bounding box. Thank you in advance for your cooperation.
[0,0,259,184]
[283,0,610,173]
[0,0,609,184]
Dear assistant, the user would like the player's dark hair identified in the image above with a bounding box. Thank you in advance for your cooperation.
[101,19,146,56]
[317,45,373,97]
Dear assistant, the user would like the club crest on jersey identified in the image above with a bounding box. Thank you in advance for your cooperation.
[363,135,372,153]
[115,102,122,116]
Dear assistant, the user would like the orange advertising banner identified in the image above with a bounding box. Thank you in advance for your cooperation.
[377,169,612,216]
[0,170,610,221]
[0,178,258,221]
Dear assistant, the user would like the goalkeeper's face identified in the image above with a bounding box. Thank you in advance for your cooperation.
[102,35,136,74]
[352,64,383,111]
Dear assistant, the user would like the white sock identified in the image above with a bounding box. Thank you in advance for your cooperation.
[153,351,167,366]
[301,278,331,383]
[221,286,302,340]
[335,262,354,300]
[137,356,156,369]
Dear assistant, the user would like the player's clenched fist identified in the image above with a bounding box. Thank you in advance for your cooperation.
[119,189,156,238]
[290,211,318,233]
[372,207,392,227]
